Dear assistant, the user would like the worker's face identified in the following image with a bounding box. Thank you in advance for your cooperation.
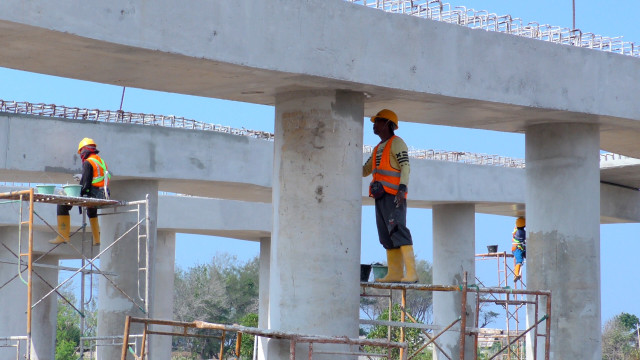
[373,118,389,135]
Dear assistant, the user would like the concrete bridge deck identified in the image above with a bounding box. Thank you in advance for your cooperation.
[1,0,640,158]
[3,112,640,223]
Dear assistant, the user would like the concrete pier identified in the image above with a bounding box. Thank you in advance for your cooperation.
[30,256,58,360]
[267,90,364,359]
[97,180,158,360]
[149,231,175,360]
[257,237,271,360]
[525,123,601,359]
[0,230,58,360]
[432,204,476,359]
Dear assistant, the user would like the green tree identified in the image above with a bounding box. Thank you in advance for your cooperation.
[55,290,81,360]
[173,253,260,358]
[365,304,432,360]
[603,313,640,360]
[619,313,640,332]
[238,313,259,359]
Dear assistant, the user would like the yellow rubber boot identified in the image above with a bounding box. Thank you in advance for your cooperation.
[89,217,100,246]
[49,215,70,244]
[513,264,522,282]
[400,245,419,283]
[376,248,403,283]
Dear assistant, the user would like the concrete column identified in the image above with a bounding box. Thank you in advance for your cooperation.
[525,123,600,360]
[267,90,364,359]
[256,236,270,360]
[30,255,59,360]
[149,230,175,360]
[97,180,158,360]
[0,227,29,360]
[0,229,58,360]
[432,204,476,359]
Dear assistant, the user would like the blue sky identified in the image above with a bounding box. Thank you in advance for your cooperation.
[1,0,638,326]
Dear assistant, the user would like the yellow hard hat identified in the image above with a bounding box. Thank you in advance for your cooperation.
[516,217,526,228]
[370,109,399,129]
[77,137,97,153]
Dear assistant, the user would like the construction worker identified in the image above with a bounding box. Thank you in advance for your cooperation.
[50,138,110,246]
[363,109,418,283]
[512,217,526,282]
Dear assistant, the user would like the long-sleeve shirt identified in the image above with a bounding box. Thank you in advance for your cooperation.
[362,136,410,187]
[79,160,95,196]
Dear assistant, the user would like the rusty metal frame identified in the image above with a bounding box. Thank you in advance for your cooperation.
[360,274,551,359]
[475,251,529,359]
[0,189,149,360]
[121,316,408,360]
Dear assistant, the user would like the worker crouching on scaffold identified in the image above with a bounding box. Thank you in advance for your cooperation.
[512,217,526,282]
[50,137,111,246]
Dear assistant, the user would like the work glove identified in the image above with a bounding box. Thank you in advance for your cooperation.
[73,174,82,182]
[394,184,407,207]
[394,190,406,207]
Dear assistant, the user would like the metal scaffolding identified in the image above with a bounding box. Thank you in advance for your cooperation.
[360,273,550,360]
[476,250,527,359]
[121,316,408,360]
[0,188,150,360]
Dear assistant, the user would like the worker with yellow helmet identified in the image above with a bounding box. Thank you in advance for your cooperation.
[512,217,526,282]
[363,109,418,283]
[50,137,111,246]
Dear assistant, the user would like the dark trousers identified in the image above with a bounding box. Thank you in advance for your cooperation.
[57,187,108,218]
[375,192,413,249]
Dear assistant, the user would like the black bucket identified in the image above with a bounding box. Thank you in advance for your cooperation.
[487,245,498,253]
[360,264,372,282]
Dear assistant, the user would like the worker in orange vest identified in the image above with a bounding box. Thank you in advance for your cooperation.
[512,217,526,282]
[50,137,111,246]
[363,109,418,283]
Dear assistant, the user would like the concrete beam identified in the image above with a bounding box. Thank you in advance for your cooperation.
[0,114,273,202]
[0,190,272,245]
[1,0,640,156]
[3,111,640,223]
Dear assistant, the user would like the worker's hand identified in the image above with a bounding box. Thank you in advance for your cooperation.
[394,190,406,207]
[73,174,82,182]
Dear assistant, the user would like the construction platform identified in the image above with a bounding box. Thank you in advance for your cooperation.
[0,190,124,208]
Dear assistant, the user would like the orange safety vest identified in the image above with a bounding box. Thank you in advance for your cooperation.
[86,154,110,188]
[370,136,406,198]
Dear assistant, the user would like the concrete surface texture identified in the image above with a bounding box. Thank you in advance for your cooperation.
[0,0,638,358]
[0,232,57,360]
[526,123,601,359]
[3,114,640,223]
[267,90,364,358]
[432,204,476,359]
[1,0,640,157]
[97,180,159,360]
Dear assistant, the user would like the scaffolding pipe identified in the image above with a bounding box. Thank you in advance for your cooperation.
[26,189,34,360]
[459,272,468,360]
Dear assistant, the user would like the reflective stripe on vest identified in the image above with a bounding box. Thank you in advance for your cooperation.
[370,136,406,197]
[87,155,110,188]
[512,227,525,251]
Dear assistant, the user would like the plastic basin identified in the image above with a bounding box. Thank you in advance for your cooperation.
[63,184,82,197]
[371,265,388,280]
[487,245,498,253]
[36,185,56,195]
